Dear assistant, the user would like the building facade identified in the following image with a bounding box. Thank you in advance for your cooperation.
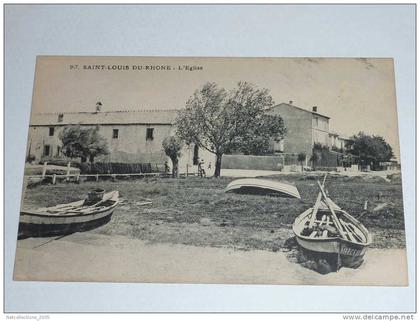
[329,131,349,151]
[267,102,331,156]
[27,107,179,164]
[26,104,216,174]
[26,101,349,173]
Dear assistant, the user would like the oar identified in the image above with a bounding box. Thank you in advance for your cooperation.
[316,180,347,240]
[339,218,357,243]
[345,222,365,243]
[309,174,328,228]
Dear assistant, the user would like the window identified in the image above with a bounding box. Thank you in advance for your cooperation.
[57,113,64,122]
[112,129,119,139]
[56,146,61,157]
[146,128,154,141]
[49,127,55,136]
[43,145,50,157]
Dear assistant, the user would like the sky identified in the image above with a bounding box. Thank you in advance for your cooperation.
[31,56,400,158]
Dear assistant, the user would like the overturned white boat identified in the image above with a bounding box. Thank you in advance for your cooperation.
[225,178,301,199]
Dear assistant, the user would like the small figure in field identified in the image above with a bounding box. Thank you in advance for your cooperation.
[201,160,206,177]
[208,162,212,170]
[164,160,170,173]
[197,159,206,177]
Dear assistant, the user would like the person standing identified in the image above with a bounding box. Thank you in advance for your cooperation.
[197,158,206,177]
[201,159,206,177]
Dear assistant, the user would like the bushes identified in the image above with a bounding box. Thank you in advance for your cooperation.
[78,162,157,174]
[312,166,338,172]
[312,144,344,168]
[39,160,162,174]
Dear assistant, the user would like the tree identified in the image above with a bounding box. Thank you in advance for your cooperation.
[310,151,320,170]
[60,125,109,163]
[236,113,286,155]
[162,136,182,178]
[345,132,393,170]
[175,82,286,177]
[297,152,306,171]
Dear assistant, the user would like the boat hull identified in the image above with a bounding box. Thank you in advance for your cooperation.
[18,210,114,238]
[292,208,371,269]
[225,178,301,199]
[18,191,119,238]
[294,235,367,268]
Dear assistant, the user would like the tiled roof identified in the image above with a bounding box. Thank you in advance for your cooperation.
[30,109,180,126]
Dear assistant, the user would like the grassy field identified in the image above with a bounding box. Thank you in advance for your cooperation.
[21,173,406,251]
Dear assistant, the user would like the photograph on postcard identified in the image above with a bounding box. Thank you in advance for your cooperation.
[13,56,407,285]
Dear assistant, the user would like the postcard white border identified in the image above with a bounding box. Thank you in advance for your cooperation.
[4,4,416,312]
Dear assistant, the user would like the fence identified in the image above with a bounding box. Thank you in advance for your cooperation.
[77,162,162,174]
[26,172,173,185]
[38,160,165,174]
[25,161,198,185]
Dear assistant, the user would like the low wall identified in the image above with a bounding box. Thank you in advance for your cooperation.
[221,155,285,171]
[221,153,346,171]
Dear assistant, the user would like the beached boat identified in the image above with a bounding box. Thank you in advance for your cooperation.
[292,178,371,269]
[18,190,119,238]
[225,178,301,199]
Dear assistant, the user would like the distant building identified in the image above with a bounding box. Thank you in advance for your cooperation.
[329,131,349,151]
[26,101,351,172]
[267,102,331,156]
[379,158,400,171]
[26,103,216,173]
[27,104,178,164]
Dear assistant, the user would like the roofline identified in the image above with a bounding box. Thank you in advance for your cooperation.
[312,112,330,119]
[32,109,181,115]
[269,103,330,119]
[29,123,174,127]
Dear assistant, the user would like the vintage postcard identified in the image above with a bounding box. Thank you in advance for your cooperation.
[13,56,407,285]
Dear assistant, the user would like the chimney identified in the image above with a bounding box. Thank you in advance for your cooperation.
[312,106,317,113]
[289,100,293,104]
[96,101,102,112]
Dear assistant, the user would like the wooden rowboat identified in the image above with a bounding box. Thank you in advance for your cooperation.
[225,178,301,199]
[293,207,372,268]
[292,177,372,269]
[18,190,119,238]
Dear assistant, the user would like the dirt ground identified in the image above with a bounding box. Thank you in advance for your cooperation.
[21,173,406,251]
[15,173,407,282]
[13,232,408,286]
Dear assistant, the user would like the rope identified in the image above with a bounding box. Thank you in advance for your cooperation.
[32,233,73,249]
